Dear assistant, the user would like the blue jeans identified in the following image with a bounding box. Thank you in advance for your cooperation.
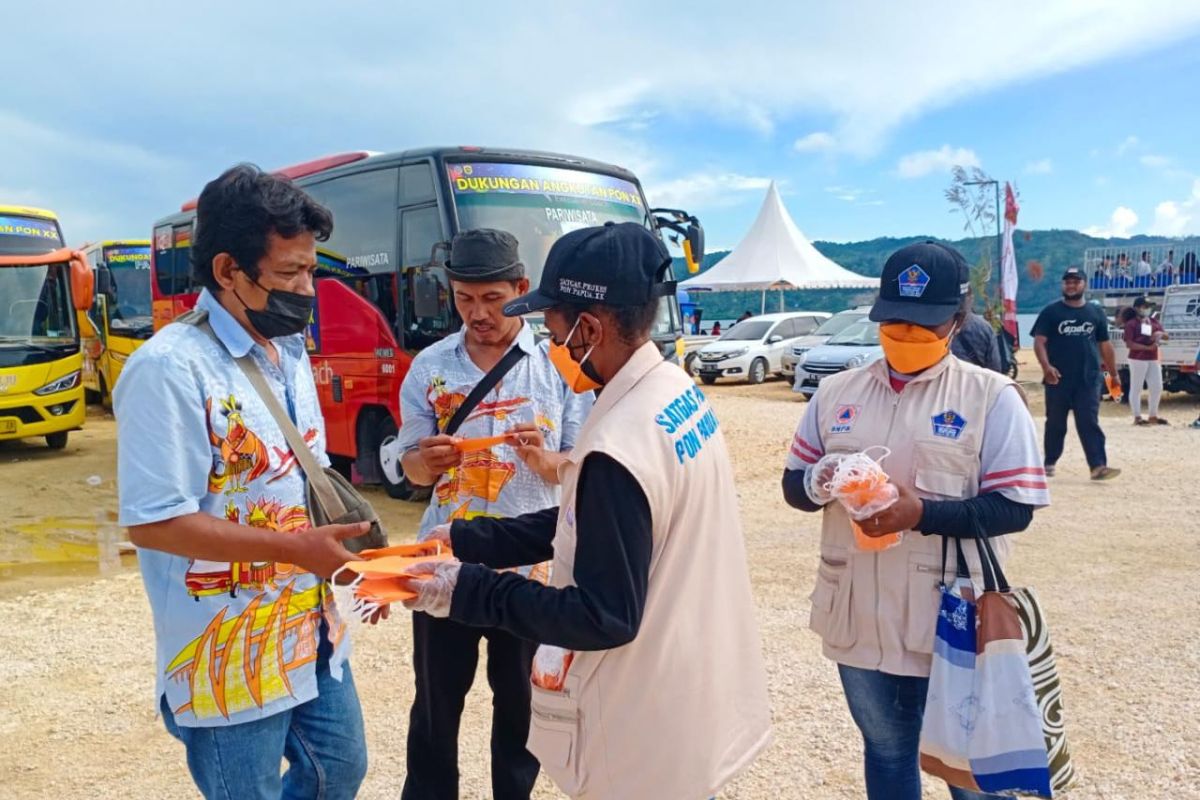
[838,664,1003,800]
[161,630,367,800]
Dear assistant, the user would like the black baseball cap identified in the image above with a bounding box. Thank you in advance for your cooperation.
[1062,266,1086,281]
[503,222,675,316]
[1132,295,1154,309]
[868,241,970,326]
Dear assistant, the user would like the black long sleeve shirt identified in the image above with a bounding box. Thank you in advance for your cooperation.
[449,452,653,651]
[781,467,1034,538]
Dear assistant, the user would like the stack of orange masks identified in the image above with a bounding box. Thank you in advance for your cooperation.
[825,447,903,552]
[333,541,455,622]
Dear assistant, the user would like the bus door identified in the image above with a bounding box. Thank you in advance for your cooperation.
[398,202,454,351]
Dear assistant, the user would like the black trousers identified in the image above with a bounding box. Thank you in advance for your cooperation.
[1044,378,1107,469]
[402,612,540,800]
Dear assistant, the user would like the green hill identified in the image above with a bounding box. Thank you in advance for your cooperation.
[673,229,1197,320]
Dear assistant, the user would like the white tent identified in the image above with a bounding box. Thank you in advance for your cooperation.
[683,182,876,310]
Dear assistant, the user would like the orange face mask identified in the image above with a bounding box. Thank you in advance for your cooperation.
[879,322,954,374]
[549,318,602,393]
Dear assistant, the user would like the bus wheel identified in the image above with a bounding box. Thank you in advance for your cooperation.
[99,374,112,409]
[85,388,101,405]
[45,432,69,450]
[375,415,432,503]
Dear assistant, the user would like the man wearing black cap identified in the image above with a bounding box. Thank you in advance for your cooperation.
[781,242,1048,800]
[397,222,772,799]
[386,228,593,800]
[1032,267,1121,479]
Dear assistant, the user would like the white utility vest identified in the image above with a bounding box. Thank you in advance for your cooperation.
[527,343,772,799]
[809,355,1020,677]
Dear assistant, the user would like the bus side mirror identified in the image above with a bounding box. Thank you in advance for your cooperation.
[70,253,94,312]
[685,223,705,274]
[96,267,113,298]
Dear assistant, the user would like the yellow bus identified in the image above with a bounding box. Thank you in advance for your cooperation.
[0,206,93,449]
[79,240,152,405]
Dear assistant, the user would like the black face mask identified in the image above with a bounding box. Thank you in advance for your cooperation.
[235,279,315,339]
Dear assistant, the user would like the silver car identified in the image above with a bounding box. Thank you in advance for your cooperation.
[780,309,870,378]
[792,319,883,399]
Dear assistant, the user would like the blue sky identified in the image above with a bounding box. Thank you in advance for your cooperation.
[3,1,1200,254]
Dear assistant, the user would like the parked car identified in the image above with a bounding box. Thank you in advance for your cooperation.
[792,318,883,399]
[780,308,871,378]
[694,311,830,385]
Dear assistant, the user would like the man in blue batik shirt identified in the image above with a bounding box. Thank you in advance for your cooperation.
[379,228,592,800]
[115,165,371,800]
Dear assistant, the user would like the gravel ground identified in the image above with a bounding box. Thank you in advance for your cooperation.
[1,376,1198,798]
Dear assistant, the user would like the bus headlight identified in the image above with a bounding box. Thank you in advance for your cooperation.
[34,370,81,395]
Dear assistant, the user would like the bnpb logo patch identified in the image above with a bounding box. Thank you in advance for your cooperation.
[897,264,930,298]
[931,409,967,440]
[831,404,859,434]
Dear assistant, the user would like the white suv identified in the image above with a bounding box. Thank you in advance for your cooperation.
[694,312,830,385]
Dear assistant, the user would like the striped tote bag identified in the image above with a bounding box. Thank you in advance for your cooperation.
[919,536,1074,797]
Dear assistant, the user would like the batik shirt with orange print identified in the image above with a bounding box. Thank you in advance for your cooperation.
[395,322,592,579]
[115,290,349,728]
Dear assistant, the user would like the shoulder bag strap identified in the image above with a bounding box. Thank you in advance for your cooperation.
[188,314,348,519]
[442,344,528,436]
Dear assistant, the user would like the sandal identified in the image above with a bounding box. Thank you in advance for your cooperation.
[1134,417,1149,426]
[1150,417,1170,425]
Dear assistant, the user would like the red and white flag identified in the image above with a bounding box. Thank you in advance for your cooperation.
[1001,182,1020,344]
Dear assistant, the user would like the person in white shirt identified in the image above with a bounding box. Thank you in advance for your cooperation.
[1132,253,1152,287]
[1158,249,1175,286]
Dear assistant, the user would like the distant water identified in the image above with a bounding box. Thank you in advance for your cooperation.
[1017,313,1038,343]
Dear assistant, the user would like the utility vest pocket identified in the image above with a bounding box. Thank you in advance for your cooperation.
[528,680,587,794]
[809,547,856,649]
[903,554,945,654]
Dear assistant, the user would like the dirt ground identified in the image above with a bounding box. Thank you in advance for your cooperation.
[1,370,1198,799]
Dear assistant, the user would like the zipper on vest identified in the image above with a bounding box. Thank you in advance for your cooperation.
[873,392,903,670]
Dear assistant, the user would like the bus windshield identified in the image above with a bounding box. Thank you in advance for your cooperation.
[102,244,153,330]
[449,162,677,337]
[0,213,64,256]
[449,162,648,286]
[0,262,78,342]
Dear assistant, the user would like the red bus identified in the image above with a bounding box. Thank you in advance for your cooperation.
[151,146,704,500]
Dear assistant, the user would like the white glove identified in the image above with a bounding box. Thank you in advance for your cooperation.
[804,453,845,506]
[426,523,452,548]
[401,559,461,618]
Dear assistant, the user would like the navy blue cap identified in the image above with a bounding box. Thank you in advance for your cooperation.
[503,222,675,316]
[869,241,970,326]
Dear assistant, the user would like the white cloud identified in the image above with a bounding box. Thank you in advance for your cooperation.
[1150,201,1189,235]
[895,145,981,179]
[645,173,773,210]
[824,185,880,204]
[1149,178,1200,236]
[1083,206,1139,237]
[1140,154,1172,169]
[1116,135,1140,156]
[794,132,837,153]
[1024,158,1054,174]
